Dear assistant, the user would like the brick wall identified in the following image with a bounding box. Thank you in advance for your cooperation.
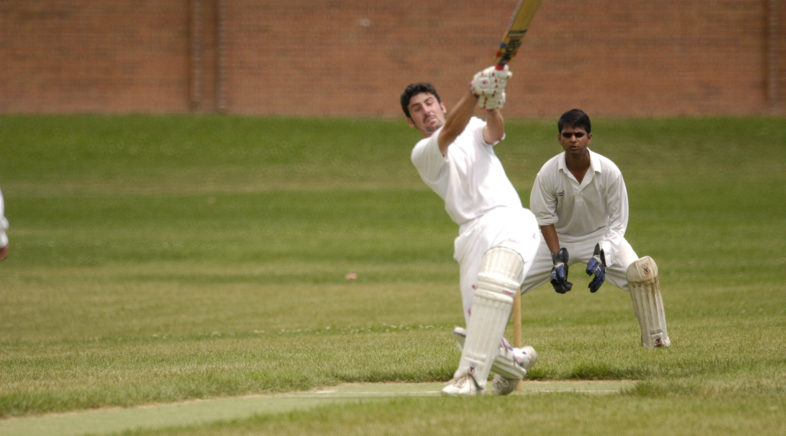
[1,0,784,117]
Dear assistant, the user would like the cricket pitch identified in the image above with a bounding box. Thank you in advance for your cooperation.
[0,380,636,436]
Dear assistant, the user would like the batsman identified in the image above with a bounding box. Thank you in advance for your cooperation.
[522,109,671,348]
[402,66,540,396]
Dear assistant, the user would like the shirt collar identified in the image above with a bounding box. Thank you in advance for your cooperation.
[589,149,601,172]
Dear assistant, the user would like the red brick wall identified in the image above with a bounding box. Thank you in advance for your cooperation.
[1,0,784,117]
[0,1,191,113]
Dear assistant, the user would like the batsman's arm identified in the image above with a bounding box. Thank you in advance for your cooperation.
[437,89,478,155]
[483,108,504,145]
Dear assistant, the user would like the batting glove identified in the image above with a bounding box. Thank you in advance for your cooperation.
[479,90,506,110]
[585,243,607,293]
[550,248,572,294]
[470,65,512,97]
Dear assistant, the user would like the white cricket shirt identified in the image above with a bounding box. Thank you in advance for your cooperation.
[411,117,522,226]
[529,149,628,256]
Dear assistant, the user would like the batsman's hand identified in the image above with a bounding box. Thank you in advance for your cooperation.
[550,247,572,294]
[479,90,506,110]
[585,243,606,293]
[470,65,512,97]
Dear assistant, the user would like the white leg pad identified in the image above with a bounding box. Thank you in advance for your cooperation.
[627,256,671,348]
[455,247,522,389]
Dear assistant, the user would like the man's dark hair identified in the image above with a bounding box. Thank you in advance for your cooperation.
[400,82,441,118]
[558,108,591,134]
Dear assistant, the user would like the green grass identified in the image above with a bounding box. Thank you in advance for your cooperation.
[130,395,783,436]
[0,115,785,434]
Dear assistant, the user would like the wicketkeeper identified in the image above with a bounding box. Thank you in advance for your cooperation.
[402,66,540,396]
[521,109,671,348]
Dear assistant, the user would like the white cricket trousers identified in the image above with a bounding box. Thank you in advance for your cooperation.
[453,206,541,325]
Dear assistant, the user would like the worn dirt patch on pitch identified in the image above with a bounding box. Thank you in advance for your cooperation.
[0,380,636,436]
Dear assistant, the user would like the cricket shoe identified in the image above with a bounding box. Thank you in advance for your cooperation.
[452,327,536,380]
[491,345,537,396]
[441,370,484,396]
[491,374,518,396]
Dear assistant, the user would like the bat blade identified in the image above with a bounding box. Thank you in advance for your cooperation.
[494,0,543,69]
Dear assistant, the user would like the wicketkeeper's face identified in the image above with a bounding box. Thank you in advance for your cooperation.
[407,93,447,137]
[558,126,592,156]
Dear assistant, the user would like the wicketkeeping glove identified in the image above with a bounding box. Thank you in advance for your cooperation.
[550,248,572,294]
[585,243,607,293]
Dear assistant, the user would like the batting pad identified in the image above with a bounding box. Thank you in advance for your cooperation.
[627,257,671,348]
[456,247,523,387]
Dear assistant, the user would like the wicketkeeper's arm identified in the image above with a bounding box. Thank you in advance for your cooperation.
[542,224,572,294]
[598,173,629,267]
[539,224,561,254]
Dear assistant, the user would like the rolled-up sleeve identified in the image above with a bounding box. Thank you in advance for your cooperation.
[529,169,558,227]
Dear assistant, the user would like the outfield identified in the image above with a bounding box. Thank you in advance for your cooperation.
[0,115,784,435]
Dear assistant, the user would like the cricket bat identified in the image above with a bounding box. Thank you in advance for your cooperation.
[494,0,543,70]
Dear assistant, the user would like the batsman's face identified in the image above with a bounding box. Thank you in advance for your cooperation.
[407,93,447,137]
[558,127,592,157]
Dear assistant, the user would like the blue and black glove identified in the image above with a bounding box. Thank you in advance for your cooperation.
[550,248,572,294]
[585,243,607,293]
